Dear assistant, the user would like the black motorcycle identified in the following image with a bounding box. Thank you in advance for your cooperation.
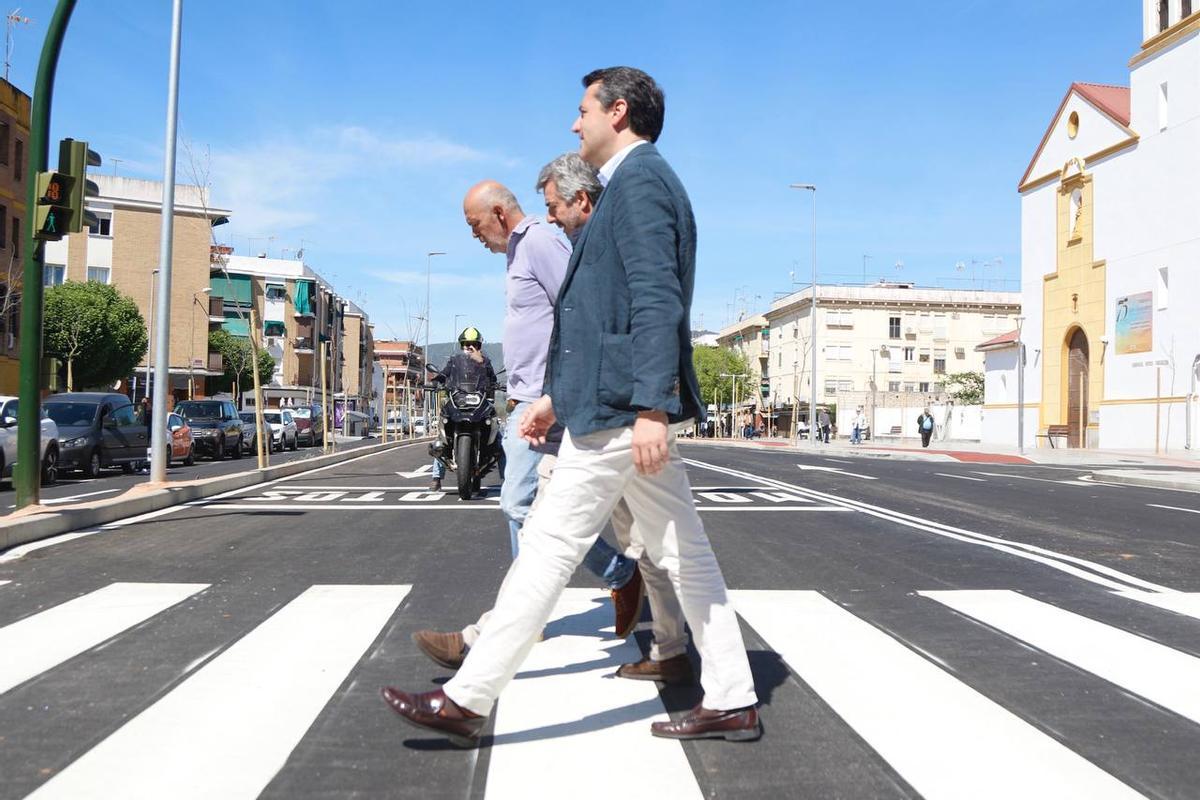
[425,364,503,499]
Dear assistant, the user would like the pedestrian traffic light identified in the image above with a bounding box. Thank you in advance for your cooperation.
[58,138,101,234]
[33,171,74,241]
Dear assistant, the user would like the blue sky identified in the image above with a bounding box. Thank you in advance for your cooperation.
[11,1,1138,344]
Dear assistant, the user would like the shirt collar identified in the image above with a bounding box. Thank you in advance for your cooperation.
[598,139,648,187]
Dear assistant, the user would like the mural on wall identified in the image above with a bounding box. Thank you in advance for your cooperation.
[1115,291,1153,354]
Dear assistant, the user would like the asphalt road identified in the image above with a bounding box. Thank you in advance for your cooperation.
[2,440,1200,798]
[0,436,386,517]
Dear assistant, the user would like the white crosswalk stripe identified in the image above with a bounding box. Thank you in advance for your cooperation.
[27,584,410,800]
[7,583,1200,797]
[0,579,10,587]
[485,589,702,800]
[0,582,209,696]
[732,590,1142,800]
[924,589,1200,726]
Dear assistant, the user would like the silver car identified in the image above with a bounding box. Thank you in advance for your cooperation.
[0,396,60,485]
[262,409,298,452]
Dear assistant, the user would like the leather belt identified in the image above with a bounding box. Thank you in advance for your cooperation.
[506,399,518,413]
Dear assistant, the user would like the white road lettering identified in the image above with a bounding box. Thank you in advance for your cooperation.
[697,492,752,504]
[751,491,812,503]
[398,491,445,502]
[341,491,386,503]
[295,491,349,502]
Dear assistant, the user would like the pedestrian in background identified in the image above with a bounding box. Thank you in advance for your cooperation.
[850,406,864,444]
[918,407,935,448]
[818,408,831,443]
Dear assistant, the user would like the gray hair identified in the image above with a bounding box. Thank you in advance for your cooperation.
[535,153,602,205]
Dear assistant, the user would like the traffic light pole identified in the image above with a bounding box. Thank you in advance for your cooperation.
[15,0,76,509]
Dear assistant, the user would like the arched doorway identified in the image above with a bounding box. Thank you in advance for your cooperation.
[1066,329,1090,448]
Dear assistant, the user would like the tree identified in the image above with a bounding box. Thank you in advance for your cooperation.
[208,329,274,402]
[946,371,984,405]
[44,282,147,391]
[693,346,751,409]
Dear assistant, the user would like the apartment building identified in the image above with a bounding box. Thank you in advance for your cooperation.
[41,175,231,403]
[214,254,370,413]
[718,283,1020,430]
[0,78,30,393]
[375,339,425,423]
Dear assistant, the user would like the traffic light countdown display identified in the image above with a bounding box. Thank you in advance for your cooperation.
[34,138,100,241]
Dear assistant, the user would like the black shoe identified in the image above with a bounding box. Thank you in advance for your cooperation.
[430,479,442,491]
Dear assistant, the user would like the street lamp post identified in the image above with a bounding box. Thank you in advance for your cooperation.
[870,346,879,442]
[145,268,159,396]
[424,251,445,434]
[790,183,818,449]
[1015,315,1026,455]
[453,313,465,343]
[189,288,211,399]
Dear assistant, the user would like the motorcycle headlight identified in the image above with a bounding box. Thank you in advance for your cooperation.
[463,393,482,406]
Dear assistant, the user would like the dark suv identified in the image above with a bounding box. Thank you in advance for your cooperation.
[44,392,150,477]
[173,400,244,460]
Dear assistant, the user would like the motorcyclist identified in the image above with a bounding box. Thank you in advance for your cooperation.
[429,326,498,491]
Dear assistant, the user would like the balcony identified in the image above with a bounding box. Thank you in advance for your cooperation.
[207,296,224,322]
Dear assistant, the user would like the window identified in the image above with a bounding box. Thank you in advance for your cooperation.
[824,379,839,397]
[1160,0,1170,32]
[0,123,8,166]
[777,352,782,368]
[888,316,901,339]
[903,347,914,362]
[265,283,287,301]
[919,348,931,363]
[108,404,136,427]
[933,313,948,340]
[888,350,901,372]
[933,382,945,393]
[0,204,6,248]
[918,311,932,332]
[1159,82,1169,132]
[827,344,852,361]
[954,347,965,359]
[934,349,947,374]
[86,266,111,284]
[903,382,915,393]
[1157,266,1169,310]
[13,140,21,182]
[888,381,900,392]
[88,212,112,237]
[1186,0,1194,17]
[919,382,930,393]
[826,310,853,328]
[44,264,65,286]
[10,217,17,259]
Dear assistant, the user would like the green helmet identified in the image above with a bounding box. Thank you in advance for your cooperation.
[458,326,483,347]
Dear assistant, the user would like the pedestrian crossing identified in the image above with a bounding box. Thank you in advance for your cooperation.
[4,581,1200,798]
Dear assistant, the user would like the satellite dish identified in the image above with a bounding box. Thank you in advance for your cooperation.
[295,248,304,260]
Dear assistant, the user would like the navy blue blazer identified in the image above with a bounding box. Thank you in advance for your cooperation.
[544,143,704,437]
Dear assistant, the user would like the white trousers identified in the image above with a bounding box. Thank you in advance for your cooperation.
[462,456,688,662]
[444,423,758,716]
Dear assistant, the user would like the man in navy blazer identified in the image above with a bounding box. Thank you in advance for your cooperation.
[383,67,761,746]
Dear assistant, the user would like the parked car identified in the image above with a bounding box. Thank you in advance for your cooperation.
[173,400,244,460]
[0,396,60,485]
[291,403,324,447]
[262,409,298,451]
[412,415,428,436]
[44,392,149,477]
[166,412,196,466]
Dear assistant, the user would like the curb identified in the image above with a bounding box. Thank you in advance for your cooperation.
[1088,469,1200,494]
[684,439,964,463]
[0,439,429,552]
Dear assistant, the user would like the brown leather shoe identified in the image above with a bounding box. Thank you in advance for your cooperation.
[612,566,645,638]
[380,687,485,748]
[650,702,762,742]
[412,630,467,669]
[616,654,696,686]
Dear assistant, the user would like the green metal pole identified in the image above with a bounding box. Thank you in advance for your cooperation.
[15,0,76,508]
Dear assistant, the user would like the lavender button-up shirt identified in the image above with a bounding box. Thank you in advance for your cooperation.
[503,215,569,403]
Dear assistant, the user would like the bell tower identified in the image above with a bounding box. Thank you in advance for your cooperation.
[1144,0,1196,42]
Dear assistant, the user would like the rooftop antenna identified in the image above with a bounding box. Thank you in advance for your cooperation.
[110,157,124,177]
[4,9,32,83]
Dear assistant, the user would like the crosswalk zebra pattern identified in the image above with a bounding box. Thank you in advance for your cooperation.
[3,581,1200,798]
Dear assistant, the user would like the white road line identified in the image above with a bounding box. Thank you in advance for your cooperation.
[732,590,1140,800]
[42,489,120,504]
[934,473,987,482]
[797,464,877,480]
[823,458,853,464]
[685,457,1173,594]
[1147,503,1200,515]
[970,471,1094,487]
[1114,590,1200,620]
[0,582,208,695]
[0,530,102,563]
[208,441,430,500]
[28,584,410,800]
[0,580,10,587]
[924,589,1200,726]
[485,589,701,800]
[206,503,846,514]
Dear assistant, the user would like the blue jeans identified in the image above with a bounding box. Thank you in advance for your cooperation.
[431,458,445,479]
[850,426,861,444]
[582,534,636,590]
[500,401,542,559]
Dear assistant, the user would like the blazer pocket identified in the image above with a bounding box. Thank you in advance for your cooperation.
[597,332,633,408]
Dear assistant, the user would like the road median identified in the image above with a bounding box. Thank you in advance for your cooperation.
[0,439,427,552]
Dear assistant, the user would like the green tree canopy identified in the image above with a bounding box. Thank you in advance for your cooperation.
[693,346,751,408]
[208,329,275,400]
[44,282,147,391]
[946,371,984,405]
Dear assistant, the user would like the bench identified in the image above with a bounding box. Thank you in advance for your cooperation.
[1036,424,1069,448]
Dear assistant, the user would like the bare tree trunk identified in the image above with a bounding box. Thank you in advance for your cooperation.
[67,358,73,392]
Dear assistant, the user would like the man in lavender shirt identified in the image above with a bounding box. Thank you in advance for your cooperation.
[405,181,641,671]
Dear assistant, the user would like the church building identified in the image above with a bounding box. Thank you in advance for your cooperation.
[985,1,1200,452]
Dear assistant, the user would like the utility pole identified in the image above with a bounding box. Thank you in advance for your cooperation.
[790,183,818,451]
[1015,316,1025,455]
[14,0,75,508]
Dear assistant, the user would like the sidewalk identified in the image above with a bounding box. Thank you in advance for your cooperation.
[688,435,1200,493]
